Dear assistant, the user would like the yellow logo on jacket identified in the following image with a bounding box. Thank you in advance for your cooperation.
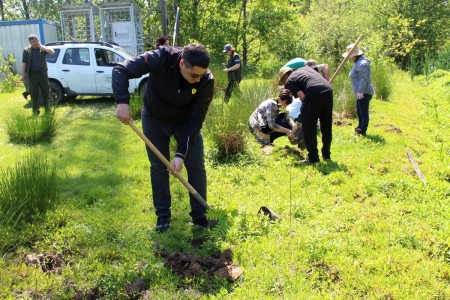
[192,88,197,94]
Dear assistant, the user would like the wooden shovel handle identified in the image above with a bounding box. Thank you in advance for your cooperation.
[329,34,364,84]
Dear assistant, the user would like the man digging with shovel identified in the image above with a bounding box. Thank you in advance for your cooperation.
[112,43,214,233]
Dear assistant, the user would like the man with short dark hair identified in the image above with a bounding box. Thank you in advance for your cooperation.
[21,34,55,115]
[112,43,214,232]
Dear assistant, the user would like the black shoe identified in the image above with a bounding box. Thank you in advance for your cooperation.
[355,128,366,137]
[300,159,318,165]
[192,216,209,229]
[22,91,29,100]
[156,216,171,232]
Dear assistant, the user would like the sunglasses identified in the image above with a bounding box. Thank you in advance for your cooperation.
[183,62,207,79]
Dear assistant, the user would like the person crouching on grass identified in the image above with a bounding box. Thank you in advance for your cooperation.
[248,89,298,147]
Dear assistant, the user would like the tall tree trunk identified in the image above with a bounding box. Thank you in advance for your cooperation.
[23,0,30,19]
[0,0,4,21]
[241,0,248,66]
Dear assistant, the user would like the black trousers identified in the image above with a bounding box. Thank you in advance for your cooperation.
[29,71,50,114]
[301,90,333,162]
[224,79,241,102]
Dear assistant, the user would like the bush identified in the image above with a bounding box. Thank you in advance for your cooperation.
[0,153,60,225]
[4,108,59,144]
[0,49,22,93]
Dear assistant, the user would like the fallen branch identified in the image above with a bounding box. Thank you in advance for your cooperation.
[407,149,426,185]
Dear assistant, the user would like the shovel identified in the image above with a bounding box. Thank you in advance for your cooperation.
[128,121,211,211]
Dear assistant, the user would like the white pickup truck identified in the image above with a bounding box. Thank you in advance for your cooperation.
[44,41,148,105]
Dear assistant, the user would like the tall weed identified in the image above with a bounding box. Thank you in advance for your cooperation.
[205,79,275,160]
[129,94,143,120]
[330,74,356,118]
[0,153,60,224]
[371,57,393,101]
[4,109,59,144]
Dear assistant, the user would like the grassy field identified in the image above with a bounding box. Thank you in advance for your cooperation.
[0,69,449,299]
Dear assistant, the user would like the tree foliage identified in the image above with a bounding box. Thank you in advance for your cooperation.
[0,0,449,72]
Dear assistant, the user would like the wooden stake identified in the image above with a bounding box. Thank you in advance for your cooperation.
[407,149,426,185]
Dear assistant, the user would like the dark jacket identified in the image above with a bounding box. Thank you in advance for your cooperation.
[22,46,49,76]
[112,46,214,156]
[226,53,243,81]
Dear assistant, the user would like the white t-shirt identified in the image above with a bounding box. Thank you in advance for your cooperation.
[286,97,302,118]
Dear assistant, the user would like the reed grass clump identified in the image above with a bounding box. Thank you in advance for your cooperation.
[372,58,393,101]
[4,109,59,144]
[0,153,60,224]
[205,79,275,160]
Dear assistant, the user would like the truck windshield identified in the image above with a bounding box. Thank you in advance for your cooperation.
[115,47,137,59]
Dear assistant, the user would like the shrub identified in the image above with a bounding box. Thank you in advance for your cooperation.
[4,108,59,144]
[0,153,60,225]
[0,49,22,93]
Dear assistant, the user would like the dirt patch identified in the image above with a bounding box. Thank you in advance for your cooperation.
[333,119,352,126]
[158,248,243,281]
[374,123,402,133]
[24,252,65,274]
[281,145,305,159]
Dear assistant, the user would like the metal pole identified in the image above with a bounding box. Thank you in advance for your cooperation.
[172,7,179,46]
[160,0,167,36]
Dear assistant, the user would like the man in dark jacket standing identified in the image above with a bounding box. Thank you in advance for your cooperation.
[112,43,214,232]
[285,67,333,163]
[222,44,243,103]
[21,34,55,115]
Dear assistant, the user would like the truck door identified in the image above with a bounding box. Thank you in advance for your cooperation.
[94,48,137,94]
[60,48,96,94]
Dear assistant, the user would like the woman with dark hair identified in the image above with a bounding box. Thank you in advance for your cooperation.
[222,44,243,103]
[249,89,296,146]
[342,43,375,137]
[155,36,169,47]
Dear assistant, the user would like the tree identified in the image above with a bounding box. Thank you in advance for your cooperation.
[370,0,450,68]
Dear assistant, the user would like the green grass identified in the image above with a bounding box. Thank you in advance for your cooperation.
[4,108,59,144]
[0,69,449,299]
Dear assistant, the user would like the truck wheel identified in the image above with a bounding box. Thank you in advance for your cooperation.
[48,81,65,105]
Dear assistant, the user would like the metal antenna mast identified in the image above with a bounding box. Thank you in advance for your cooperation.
[144,0,180,46]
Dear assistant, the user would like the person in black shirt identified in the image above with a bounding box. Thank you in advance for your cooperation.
[112,43,214,232]
[222,44,243,103]
[285,67,333,163]
[21,34,54,115]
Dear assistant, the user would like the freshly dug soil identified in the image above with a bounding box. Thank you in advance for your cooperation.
[158,248,243,281]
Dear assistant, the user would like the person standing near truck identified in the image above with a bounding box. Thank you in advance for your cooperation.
[21,34,54,115]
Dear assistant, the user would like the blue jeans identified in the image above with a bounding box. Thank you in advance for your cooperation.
[141,106,207,220]
[356,94,372,132]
